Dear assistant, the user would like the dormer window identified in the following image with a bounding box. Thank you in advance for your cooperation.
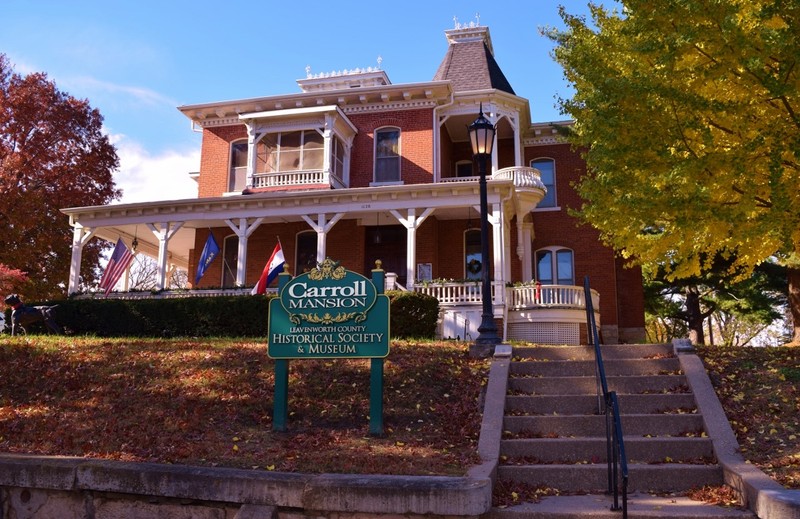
[257,130,324,173]
[374,127,401,183]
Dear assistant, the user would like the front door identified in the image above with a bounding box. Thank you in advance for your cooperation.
[364,225,407,287]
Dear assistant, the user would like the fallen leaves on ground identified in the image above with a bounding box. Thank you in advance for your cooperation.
[0,337,488,476]
[697,345,799,489]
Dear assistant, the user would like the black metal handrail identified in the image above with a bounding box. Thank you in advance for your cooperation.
[583,276,628,518]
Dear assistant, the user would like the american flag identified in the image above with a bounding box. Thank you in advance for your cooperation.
[99,238,134,296]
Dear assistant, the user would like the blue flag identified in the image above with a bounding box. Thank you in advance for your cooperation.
[194,233,220,284]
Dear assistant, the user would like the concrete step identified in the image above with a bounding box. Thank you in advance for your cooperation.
[503,414,706,438]
[510,358,682,377]
[509,375,689,395]
[487,493,755,518]
[513,343,674,361]
[505,393,697,415]
[497,463,723,493]
[500,436,715,464]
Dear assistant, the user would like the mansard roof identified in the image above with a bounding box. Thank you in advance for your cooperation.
[432,25,515,95]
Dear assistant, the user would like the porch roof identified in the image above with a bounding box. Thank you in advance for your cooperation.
[61,179,518,270]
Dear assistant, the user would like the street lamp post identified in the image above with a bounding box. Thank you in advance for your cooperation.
[468,104,501,351]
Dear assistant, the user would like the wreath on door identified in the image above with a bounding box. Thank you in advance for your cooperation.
[467,258,482,275]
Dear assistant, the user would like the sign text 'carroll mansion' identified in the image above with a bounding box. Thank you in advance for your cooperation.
[267,259,390,359]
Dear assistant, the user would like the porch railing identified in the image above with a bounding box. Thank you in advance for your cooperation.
[507,284,599,310]
[251,169,346,189]
[412,281,504,305]
[439,166,544,190]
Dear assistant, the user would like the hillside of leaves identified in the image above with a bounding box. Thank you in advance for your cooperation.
[0,337,488,475]
[697,345,799,488]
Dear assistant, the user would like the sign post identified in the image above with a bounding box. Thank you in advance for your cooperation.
[369,264,386,435]
[268,259,390,435]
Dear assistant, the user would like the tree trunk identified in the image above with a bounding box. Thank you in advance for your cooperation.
[685,286,705,345]
[789,266,800,345]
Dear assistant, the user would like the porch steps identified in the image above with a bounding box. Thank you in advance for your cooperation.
[492,343,750,518]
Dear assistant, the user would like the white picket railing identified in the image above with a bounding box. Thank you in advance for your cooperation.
[252,170,346,189]
[412,281,504,305]
[507,284,599,310]
[412,282,598,310]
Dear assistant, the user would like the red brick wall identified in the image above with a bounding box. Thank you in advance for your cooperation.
[526,142,623,326]
[348,109,434,187]
[198,126,247,198]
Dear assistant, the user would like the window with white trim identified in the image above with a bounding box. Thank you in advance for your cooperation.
[532,158,556,208]
[374,127,400,183]
[332,136,345,180]
[456,160,474,178]
[465,229,482,280]
[229,140,248,192]
[256,130,324,173]
[535,247,574,286]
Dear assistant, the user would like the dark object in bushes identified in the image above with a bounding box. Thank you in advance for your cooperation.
[386,290,439,339]
[4,294,62,336]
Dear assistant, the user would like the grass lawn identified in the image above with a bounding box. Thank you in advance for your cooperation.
[0,336,488,475]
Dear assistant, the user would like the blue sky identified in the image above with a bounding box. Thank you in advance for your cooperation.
[1,1,603,203]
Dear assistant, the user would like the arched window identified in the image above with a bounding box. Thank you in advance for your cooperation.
[222,235,239,287]
[296,231,318,274]
[464,229,482,280]
[374,127,401,183]
[531,158,556,208]
[229,140,248,192]
[535,247,574,286]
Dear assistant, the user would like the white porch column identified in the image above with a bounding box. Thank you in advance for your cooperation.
[390,208,434,288]
[68,225,96,295]
[521,220,534,281]
[322,117,333,184]
[147,222,184,290]
[488,202,504,304]
[224,218,264,287]
[245,125,259,189]
[301,213,344,264]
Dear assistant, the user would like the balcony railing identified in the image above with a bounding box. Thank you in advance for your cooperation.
[493,166,546,191]
[439,166,545,189]
[251,169,346,190]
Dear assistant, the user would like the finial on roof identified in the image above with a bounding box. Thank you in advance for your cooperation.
[305,65,311,78]
[453,13,482,30]
[377,55,382,69]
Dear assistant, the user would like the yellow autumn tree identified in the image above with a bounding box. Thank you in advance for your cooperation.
[547,0,800,344]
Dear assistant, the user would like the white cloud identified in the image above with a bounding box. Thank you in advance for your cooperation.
[66,75,179,109]
[110,134,199,204]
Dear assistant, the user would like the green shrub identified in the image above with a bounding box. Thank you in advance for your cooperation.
[386,290,439,339]
[5,290,440,339]
[51,296,272,337]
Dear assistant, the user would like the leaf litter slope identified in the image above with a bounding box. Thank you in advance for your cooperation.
[697,345,799,488]
[0,337,488,475]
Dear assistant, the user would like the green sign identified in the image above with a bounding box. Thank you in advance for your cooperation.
[268,259,390,359]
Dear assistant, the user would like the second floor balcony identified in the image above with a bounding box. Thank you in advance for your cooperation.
[251,169,347,190]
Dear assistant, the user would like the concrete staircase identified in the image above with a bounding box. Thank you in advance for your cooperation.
[491,343,755,518]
